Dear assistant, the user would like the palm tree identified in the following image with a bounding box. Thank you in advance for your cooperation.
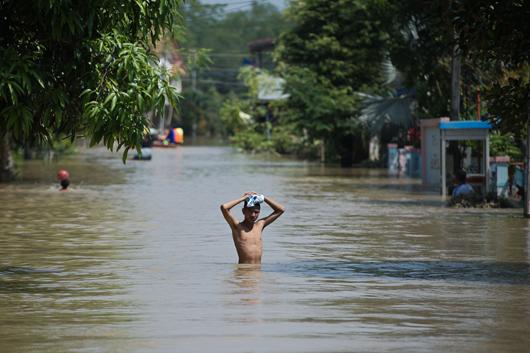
[358,60,415,135]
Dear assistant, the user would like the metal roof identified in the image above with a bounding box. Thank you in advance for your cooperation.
[439,121,491,129]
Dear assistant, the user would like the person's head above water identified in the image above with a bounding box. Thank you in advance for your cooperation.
[242,195,263,223]
[57,169,69,181]
[242,204,260,223]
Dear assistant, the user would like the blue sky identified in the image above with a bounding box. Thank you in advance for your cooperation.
[199,0,287,11]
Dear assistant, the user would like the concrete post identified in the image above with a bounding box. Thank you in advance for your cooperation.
[441,130,447,196]
[524,125,530,218]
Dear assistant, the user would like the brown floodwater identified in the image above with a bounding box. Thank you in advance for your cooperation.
[1,146,529,353]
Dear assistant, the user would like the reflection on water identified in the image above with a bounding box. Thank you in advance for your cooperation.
[1,146,530,353]
[230,264,262,305]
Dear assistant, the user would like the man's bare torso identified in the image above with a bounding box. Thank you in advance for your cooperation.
[232,221,264,264]
[221,193,284,265]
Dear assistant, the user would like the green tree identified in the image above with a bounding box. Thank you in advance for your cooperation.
[180,86,224,139]
[183,1,286,93]
[275,0,391,166]
[453,0,530,139]
[0,0,183,180]
[384,1,458,119]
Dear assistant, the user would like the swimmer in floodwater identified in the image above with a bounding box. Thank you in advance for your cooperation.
[220,192,285,264]
[57,169,70,192]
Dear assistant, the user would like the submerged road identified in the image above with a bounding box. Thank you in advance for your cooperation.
[1,146,529,353]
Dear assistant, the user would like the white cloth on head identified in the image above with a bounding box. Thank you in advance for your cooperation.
[246,194,264,207]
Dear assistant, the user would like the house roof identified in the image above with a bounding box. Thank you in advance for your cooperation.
[439,121,491,129]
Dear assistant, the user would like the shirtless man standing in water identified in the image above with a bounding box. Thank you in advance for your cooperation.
[221,192,285,264]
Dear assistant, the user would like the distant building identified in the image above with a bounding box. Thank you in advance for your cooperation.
[248,37,275,69]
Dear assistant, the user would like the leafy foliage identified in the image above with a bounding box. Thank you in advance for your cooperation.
[489,131,523,161]
[280,67,360,140]
[182,1,286,94]
[452,0,530,139]
[219,93,251,136]
[219,67,317,158]
[275,0,391,164]
[180,87,224,139]
[276,0,390,89]
[383,1,456,119]
[0,0,183,161]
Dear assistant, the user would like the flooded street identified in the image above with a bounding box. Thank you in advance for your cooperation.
[1,146,529,353]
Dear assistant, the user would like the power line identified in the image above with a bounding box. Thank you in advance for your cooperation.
[204,67,242,72]
[181,78,246,86]
[183,0,281,16]
[195,0,271,6]
[207,53,249,57]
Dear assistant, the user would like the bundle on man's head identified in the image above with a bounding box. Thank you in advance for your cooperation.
[244,194,264,209]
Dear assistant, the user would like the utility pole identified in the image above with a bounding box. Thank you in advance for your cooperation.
[449,0,461,120]
[450,43,461,120]
[524,125,530,218]
[191,50,197,144]
[476,87,481,120]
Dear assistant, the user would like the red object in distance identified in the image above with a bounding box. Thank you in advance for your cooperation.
[57,169,70,181]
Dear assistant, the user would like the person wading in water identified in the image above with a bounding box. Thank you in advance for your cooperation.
[220,192,285,264]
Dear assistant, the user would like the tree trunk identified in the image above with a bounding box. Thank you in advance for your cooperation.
[339,134,354,168]
[320,138,325,163]
[0,134,15,182]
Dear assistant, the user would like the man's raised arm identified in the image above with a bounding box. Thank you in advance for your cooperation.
[260,196,285,228]
[220,192,253,229]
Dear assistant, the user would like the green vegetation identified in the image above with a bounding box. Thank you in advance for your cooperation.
[178,1,286,142]
[218,67,318,157]
[2,0,527,176]
[183,1,286,91]
[490,132,523,161]
[0,0,183,180]
[189,0,526,164]
[454,0,530,140]
[269,0,527,164]
[275,0,391,166]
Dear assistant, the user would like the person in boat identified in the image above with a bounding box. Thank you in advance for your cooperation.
[159,126,176,144]
[220,192,285,264]
[165,127,177,144]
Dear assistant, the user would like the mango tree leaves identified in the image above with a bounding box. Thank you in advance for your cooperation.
[0,0,184,161]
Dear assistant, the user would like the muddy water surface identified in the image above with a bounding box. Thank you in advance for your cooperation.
[1,147,529,353]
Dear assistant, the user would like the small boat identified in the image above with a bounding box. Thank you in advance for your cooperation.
[133,147,152,160]
[152,141,180,148]
[152,127,184,147]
